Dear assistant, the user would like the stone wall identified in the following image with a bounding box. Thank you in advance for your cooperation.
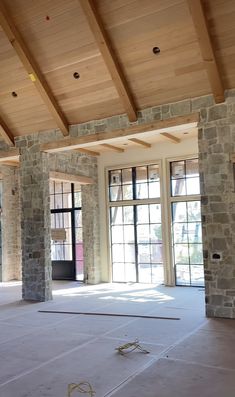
[0,166,21,281]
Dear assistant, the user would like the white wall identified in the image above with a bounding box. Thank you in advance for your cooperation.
[98,136,198,282]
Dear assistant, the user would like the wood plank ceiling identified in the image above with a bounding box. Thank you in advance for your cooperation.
[0,0,234,141]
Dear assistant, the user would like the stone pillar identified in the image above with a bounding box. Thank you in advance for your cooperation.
[82,183,101,284]
[199,94,235,318]
[18,137,52,301]
[1,166,21,281]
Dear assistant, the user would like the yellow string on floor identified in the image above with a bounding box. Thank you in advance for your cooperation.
[115,339,150,355]
[67,382,95,396]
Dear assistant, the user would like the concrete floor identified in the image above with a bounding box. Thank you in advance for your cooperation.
[0,281,234,396]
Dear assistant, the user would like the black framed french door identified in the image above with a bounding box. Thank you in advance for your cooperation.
[50,182,84,281]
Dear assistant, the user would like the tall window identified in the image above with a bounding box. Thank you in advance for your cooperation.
[108,163,163,284]
[170,158,204,286]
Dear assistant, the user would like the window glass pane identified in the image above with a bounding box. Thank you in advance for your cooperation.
[64,245,72,260]
[75,210,82,228]
[174,244,189,264]
[151,244,163,263]
[152,264,164,284]
[123,225,135,243]
[74,191,82,207]
[76,260,84,281]
[110,170,122,185]
[175,265,190,285]
[51,214,55,228]
[171,179,186,196]
[122,168,132,185]
[173,223,188,243]
[136,183,148,199]
[149,204,161,223]
[123,206,133,224]
[63,212,71,228]
[138,244,150,263]
[111,207,123,225]
[189,244,203,264]
[149,181,160,198]
[54,194,63,209]
[63,182,72,193]
[187,201,201,221]
[62,193,72,208]
[172,202,187,223]
[148,164,159,181]
[123,185,133,200]
[137,225,150,243]
[125,244,135,262]
[137,205,149,224]
[125,263,136,282]
[171,161,185,179]
[136,166,147,183]
[55,182,62,194]
[113,262,125,282]
[191,265,204,286]
[75,228,83,243]
[52,245,64,260]
[112,244,124,262]
[188,223,202,243]
[186,177,200,195]
[76,243,83,261]
[186,159,199,177]
[54,212,63,228]
[110,186,122,201]
[111,226,123,243]
[50,196,55,210]
[150,224,162,243]
[138,264,151,283]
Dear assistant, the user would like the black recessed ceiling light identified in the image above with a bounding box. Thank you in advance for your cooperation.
[73,72,80,79]
[152,46,160,55]
[11,91,18,97]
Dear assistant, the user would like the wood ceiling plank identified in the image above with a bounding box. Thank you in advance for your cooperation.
[0,2,69,136]
[0,114,15,145]
[160,132,181,143]
[0,148,19,162]
[74,148,100,156]
[79,0,137,122]
[50,171,93,185]
[100,143,124,153]
[41,113,198,153]
[129,138,151,148]
[187,0,225,103]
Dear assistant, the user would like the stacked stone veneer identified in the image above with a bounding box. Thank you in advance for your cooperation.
[17,136,52,301]
[0,166,21,281]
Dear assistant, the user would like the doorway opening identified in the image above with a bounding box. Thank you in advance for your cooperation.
[50,181,84,281]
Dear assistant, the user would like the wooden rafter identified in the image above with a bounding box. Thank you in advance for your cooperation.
[50,171,93,185]
[0,114,15,146]
[41,114,199,153]
[187,0,224,103]
[79,0,137,122]
[129,138,151,148]
[100,143,124,153]
[160,133,180,144]
[74,148,100,157]
[0,2,69,136]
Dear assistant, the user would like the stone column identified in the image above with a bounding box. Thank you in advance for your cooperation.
[18,136,52,301]
[82,183,101,284]
[199,94,235,318]
[1,166,21,282]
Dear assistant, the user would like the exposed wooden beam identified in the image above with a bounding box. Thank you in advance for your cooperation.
[0,114,15,146]
[0,2,69,136]
[74,148,100,157]
[187,0,224,103]
[79,0,137,122]
[41,113,199,153]
[160,133,181,144]
[100,143,124,153]
[50,171,93,185]
[129,138,151,148]
[0,160,19,167]
[0,148,19,162]
[230,154,235,163]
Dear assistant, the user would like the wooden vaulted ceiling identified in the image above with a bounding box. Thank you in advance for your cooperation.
[0,0,235,142]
